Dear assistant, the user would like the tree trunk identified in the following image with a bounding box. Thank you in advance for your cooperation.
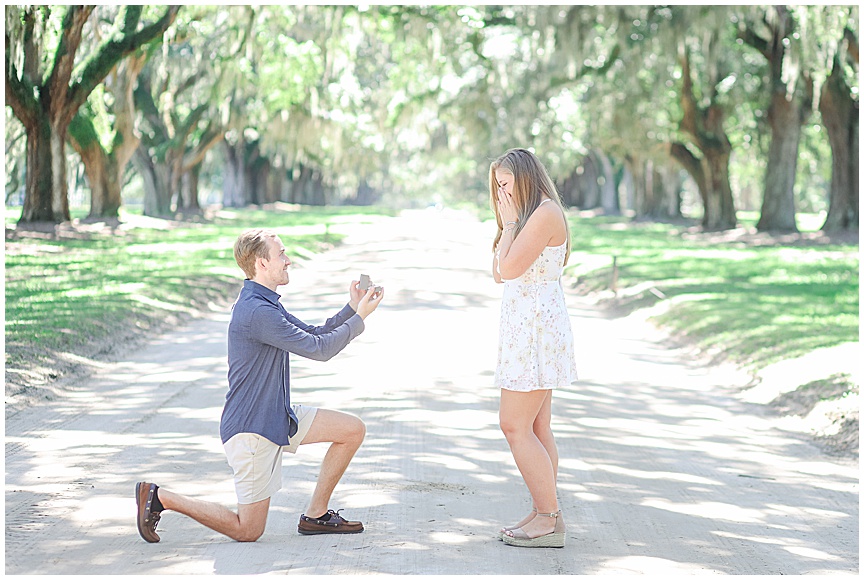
[659,165,683,219]
[620,163,635,212]
[629,158,682,220]
[757,90,804,231]
[7,6,179,224]
[181,163,202,211]
[72,137,123,219]
[20,115,71,222]
[642,160,660,218]
[68,114,123,219]
[671,134,736,230]
[309,169,328,206]
[670,142,708,216]
[676,45,737,231]
[626,156,647,217]
[820,51,859,232]
[350,178,378,205]
[594,149,620,215]
[580,156,600,209]
[245,147,274,205]
[267,163,283,204]
[222,139,247,207]
[557,168,580,208]
[90,156,123,218]
[703,146,736,230]
[744,8,810,233]
[85,52,147,219]
[133,146,175,216]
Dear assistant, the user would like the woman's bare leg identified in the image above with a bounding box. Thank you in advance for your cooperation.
[499,389,559,537]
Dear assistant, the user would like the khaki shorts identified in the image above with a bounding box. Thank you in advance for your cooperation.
[223,404,318,504]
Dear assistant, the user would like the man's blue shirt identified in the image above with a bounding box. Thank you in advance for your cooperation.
[220,280,365,446]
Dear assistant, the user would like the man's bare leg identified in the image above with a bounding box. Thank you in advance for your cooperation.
[298,408,366,517]
[157,490,270,542]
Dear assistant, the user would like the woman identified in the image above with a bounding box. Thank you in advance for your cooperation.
[490,148,577,548]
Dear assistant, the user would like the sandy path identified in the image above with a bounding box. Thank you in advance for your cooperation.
[5,209,858,574]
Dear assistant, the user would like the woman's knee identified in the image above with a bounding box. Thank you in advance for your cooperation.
[533,422,554,443]
[499,416,530,441]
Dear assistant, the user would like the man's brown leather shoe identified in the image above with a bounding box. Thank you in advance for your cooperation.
[135,482,162,543]
[298,509,364,535]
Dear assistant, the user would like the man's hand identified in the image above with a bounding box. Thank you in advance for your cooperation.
[348,280,366,312]
[355,287,384,319]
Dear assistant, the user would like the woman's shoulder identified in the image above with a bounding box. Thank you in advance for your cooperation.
[527,199,567,244]
[529,199,564,223]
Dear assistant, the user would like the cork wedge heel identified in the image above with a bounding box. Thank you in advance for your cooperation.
[502,510,565,548]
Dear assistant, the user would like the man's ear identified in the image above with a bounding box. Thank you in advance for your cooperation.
[255,255,268,275]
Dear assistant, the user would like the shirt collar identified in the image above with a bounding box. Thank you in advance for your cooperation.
[243,279,282,306]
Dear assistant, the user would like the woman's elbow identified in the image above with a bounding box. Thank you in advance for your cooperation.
[497,264,520,280]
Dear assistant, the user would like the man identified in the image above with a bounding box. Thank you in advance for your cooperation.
[135,228,384,542]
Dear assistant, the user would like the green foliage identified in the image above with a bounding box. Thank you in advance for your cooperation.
[5,5,858,218]
[566,214,858,368]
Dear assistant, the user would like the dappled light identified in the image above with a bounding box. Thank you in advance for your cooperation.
[4,2,858,575]
[5,210,857,575]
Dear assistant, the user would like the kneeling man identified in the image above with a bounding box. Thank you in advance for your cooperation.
[136,228,384,542]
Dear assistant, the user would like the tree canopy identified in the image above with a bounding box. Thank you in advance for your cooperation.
[5,5,859,232]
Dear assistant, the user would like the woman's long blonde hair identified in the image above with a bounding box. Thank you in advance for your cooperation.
[489,148,571,265]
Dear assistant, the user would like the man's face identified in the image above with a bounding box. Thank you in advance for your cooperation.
[262,236,291,287]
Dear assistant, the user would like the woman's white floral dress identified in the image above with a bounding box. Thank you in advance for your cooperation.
[495,240,577,392]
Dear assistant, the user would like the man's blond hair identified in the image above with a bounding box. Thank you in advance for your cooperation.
[234,229,277,279]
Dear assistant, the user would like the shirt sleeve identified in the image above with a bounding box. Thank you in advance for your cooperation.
[284,304,357,335]
[250,302,365,361]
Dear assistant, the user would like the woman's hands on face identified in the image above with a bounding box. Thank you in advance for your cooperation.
[497,186,518,224]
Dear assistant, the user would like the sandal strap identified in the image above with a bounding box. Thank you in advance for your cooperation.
[536,510,561,518]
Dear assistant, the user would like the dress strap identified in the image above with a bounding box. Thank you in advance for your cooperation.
[538,198,553,206]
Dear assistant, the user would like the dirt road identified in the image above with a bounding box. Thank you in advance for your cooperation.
[5,209,858,575]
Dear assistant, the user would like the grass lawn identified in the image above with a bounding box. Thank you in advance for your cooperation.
[4,204,394,389]
[5,203,858,396]
[565,213,859,370]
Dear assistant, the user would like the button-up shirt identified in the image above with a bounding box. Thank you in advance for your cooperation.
[220,280,365,446]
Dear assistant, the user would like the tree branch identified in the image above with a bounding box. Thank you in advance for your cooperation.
[182,124,225,172]
[176,104,209,146]
[133,70,168,147]
[174,69,204,100]
[5,30,38,128]
[66,6,180,118]
[844,27,859,65]
[120,5,143,35]
[678,43,699,139]
[738,24,771,61]
[46,6,94,118]
[669,142,706,195]
[21,6,43,88]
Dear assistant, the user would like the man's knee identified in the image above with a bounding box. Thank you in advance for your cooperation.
[235,529,264,543]
[234,499,269,542]
[233,519,266,542]
[346,415,366,445]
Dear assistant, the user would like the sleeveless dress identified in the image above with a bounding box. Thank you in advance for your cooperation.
[495,204,578,392]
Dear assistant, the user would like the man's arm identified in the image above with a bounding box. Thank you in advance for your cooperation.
[284,304,357,336]
[252,303,364,361]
